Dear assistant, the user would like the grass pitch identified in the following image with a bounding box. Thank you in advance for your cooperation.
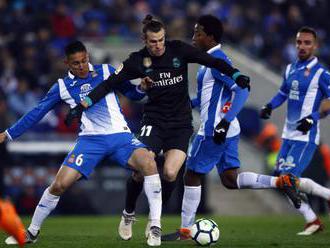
[0,215,329,248]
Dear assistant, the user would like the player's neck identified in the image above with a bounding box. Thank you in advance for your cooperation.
[298,55,315,63]
[205,41,218,51]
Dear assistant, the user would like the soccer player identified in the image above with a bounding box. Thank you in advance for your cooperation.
[0,199,25,246]
[161,15,302,241]
[260,26,330,235]
[0,41,163,246]
[65,14,250,240]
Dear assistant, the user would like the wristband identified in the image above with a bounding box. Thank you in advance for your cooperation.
[232,71,241,81]
[84,96,93,107]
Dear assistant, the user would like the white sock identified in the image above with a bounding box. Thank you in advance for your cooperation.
[123,209,135,216]
[28,187,60,235]
[299,177,330,200]
[237,172,277,189]
[181,185,201,228]
[144,174,162,228]
[297,201,317,223]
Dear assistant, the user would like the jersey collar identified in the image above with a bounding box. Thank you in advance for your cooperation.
[68,63,94,79]
[296,57,318,70]
[207,44,222,54]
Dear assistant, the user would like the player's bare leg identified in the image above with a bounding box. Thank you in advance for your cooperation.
[128,148,162,246]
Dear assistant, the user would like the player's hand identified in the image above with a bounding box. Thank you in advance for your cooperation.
[235,74,250,91]
[213,118,230,144]
[140,77,153,91]
[0,132,7,143]
[296,116,314,134]
[260,104,272,119]
[65,104,84,127]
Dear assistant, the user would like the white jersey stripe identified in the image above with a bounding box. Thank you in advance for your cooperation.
[80,112,95,134]
[102,64,110,80]
[214,86,224,128]
[282,68,323,144]
[58,79,77,108]
[285,64,292,80]
[300,68,323,119]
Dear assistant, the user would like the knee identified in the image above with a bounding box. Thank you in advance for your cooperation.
[220,174,238,189]
[141,153,157,174]
[49,180,69,195]
[163,168,178,182]
[132,171,144,182]
[184,170,201,186]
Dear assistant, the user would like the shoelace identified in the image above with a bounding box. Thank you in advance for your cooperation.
[26,231,37,242]
[151,227,161,238]
[123,214,137,225]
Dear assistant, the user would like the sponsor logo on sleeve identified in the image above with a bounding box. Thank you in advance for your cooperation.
[115,63,124,75]
[173,57,180,68]
[143,57,152,68]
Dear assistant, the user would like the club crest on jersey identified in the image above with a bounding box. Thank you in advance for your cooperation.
[68,154,75,164]
[80,84,92,93]
[143,57,152,68]
[173,57,180,68]
[304,68,310,77]
[115,63,124,75]
[289,80,299,100]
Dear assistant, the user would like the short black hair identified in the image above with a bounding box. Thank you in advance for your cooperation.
[298,26,317,39]
[64,40,87,57]
[197,15,223,43]
[142,14,165,35]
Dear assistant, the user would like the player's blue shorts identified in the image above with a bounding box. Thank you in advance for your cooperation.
[275,139,317,177]
[63,132,145,179]
[186,135,240,175]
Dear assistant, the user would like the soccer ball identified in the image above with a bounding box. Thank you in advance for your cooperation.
[191,218,220,246]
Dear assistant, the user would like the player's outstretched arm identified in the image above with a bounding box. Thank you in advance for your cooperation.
[296,99,330,134]
[86,56,143,107]
[224,86,249,122]
[4,84,61,140]
[260,91,287,119]
[213,86,249,145]
[65,61,143,126]
[177,41,250,90]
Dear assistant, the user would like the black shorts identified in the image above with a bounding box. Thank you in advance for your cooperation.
[137,122,193,155]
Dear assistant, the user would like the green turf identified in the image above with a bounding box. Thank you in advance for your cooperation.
[0,215,329,247]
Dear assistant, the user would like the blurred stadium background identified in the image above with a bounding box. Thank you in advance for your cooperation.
[1,0,330,221]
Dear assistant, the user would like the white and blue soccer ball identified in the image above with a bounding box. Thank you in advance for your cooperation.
[191,218,220,246]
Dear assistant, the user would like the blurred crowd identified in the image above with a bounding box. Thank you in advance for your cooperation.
[1,0,330,128]
[1,0,330,214]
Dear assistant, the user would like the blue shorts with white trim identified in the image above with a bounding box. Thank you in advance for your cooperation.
[63,132,145,179]
[186,135,240,175]
[275,139,317,177]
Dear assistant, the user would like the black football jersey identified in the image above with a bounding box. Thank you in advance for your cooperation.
[88,40,238,127]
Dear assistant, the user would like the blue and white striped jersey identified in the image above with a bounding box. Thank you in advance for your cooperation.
[279,57,330,144]
[6,63,145,140]
[195,44,240,138]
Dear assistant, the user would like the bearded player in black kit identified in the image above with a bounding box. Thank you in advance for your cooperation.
[65,14,250,241]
